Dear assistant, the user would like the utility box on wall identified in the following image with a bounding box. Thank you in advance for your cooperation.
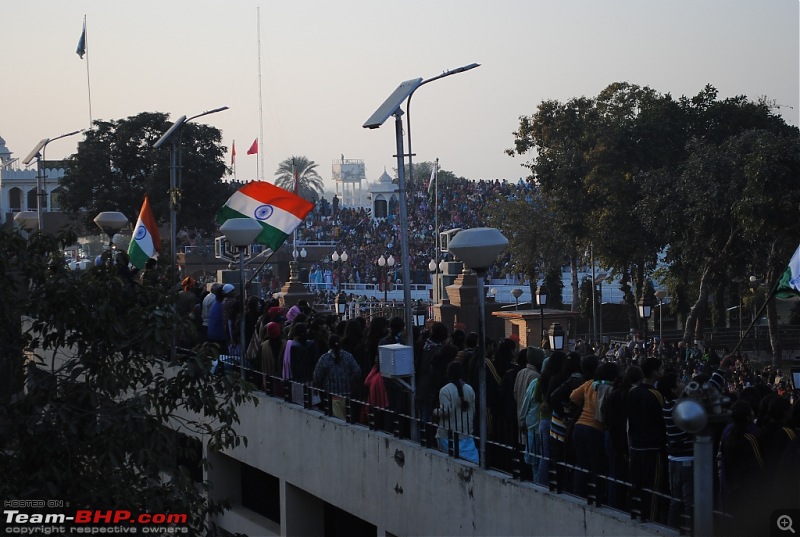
[378,344,414,377]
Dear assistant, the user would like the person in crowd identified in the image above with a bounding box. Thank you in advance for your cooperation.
[602,364,643,509]
[517,348,545,480]
[260,321,284,391]
[434,360,479,464]
[719,400,765,537]
[220,284,238,354]
[380,316,406,346]
[200,282,221,342]
[176,276,199,348]
[313,334,361,419]
[514,348,544,440]
[627,357,666,522]
[496,339,523,446]
[138,257,159,285]
[660,372,693,528]
[568,355,604,499]
[417,322,449,425]
[205,284,227,351]
[547,352,584,491]
[341,319,367,395]
[534,350,566,487]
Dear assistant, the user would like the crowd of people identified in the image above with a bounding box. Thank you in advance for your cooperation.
[164,174,800,534]
[291,177,530,289]
[171,272,799,533]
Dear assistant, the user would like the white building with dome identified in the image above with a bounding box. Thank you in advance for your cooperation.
[0,135,67,227]
[367,168,399,221]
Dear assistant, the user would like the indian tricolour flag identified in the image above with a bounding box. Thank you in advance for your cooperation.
[128,196,161,270]
[775,244,800,299]
[215,181,314,251]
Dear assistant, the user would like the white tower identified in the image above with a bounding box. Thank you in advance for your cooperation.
[331,155,366,208]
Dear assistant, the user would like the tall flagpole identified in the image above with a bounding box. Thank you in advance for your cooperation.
[292,159,298,257]
[80,15,93,126]
[256,7,265,181]
[232,139,237,182]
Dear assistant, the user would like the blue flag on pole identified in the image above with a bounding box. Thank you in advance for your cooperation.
[76,21,86,58]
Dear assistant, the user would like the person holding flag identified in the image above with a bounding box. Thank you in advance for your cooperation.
[128,195,161,270]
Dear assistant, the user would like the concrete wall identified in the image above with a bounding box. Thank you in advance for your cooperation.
[209,392,676,537]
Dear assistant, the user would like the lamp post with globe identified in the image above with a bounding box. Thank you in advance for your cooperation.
[378,254,395,307]
[220,218,263,379]
[447,227,508,470]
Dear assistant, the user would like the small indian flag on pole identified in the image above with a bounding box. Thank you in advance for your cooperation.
[216,181,314,251]
[128,195,161,270]
[775,244,800,299]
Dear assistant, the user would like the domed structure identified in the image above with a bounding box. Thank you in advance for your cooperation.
[0,134,67,229]
[368,167,399,220]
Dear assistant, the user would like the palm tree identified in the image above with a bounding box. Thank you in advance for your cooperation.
[274,156,325,203]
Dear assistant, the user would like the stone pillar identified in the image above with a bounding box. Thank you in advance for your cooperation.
[445,270,479,334]
[279,260,316,308]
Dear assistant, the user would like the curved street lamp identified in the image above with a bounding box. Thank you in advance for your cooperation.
[363,63,479,340]
[22,129,82,231]
[154,106,229,279]
[448,227,508,470]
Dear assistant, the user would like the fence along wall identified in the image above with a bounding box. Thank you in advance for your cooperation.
[209,392,676,537]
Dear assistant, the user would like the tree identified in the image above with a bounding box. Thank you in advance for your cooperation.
[0,226,256,534]
[507,96,598,311]
[274,156,324,203]
[60,112,233,236]
[486,185,568,300]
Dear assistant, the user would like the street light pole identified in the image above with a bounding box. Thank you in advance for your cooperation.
[655,290,667,350]
[638,295,653,355]
[154,106,229,280]
[220,218,262,379]
[448,227,508,470]
[22,130,82,231]
[364,63,479,340]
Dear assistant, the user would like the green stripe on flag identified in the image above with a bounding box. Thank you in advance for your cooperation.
[216,206,290,251]
[128,240,151,270]
[775,245,800,299]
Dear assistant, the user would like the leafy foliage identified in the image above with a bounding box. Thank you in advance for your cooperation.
[60,112,234,235]
[0,227,257,534]
[506,81,800,360]
[274,156,325,203]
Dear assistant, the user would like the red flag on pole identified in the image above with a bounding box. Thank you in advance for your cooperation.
[231,141,236,165]
[247,138,258,155]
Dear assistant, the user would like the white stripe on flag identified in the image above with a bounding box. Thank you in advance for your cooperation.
[225,190,304,235]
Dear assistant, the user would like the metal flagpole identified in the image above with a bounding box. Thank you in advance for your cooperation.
[257,7,265,181]
[434,158,439,301]
[83,15,93,125]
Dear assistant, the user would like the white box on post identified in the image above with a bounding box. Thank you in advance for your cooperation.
[379,344,414,377]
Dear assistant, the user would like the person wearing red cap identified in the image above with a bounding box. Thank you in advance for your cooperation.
[261,321,285,391]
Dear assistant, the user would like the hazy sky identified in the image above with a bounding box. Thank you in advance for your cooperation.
[3,1,798,191]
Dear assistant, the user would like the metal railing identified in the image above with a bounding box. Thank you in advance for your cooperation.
[213,354,696,534]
